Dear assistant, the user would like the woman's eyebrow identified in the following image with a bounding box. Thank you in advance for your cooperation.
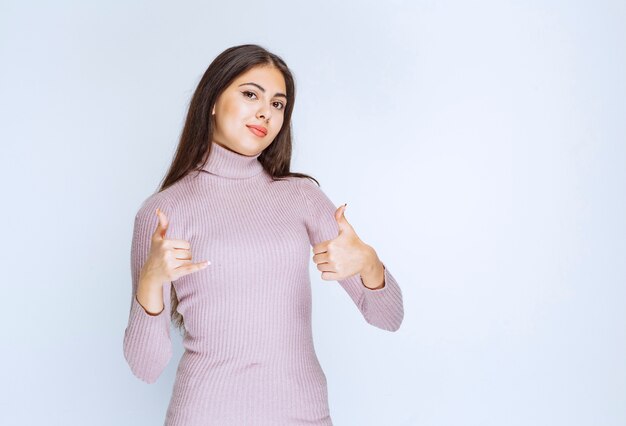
[239,82,287,99]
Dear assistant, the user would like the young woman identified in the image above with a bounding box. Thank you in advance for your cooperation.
[122,44,404,426]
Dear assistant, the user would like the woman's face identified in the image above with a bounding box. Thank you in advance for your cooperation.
[211,65,287,156]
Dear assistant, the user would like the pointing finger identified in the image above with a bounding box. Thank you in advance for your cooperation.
[153,208,169,239]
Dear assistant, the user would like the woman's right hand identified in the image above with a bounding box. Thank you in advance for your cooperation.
[139,208,210,286]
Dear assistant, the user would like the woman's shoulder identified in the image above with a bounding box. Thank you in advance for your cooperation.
[134,177,190,220]
[267,174,325,204]
[280,175,338,221]
[293,175,327,201]
[134,189,173,222]
[277,174,321,192]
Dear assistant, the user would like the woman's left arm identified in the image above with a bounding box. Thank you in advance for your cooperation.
[298,178,404,332]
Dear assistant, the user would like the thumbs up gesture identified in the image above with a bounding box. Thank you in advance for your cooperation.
[312,204,380,282]
[139,208,210,284]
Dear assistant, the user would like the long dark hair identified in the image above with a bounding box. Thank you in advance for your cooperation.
[155,44,319,337]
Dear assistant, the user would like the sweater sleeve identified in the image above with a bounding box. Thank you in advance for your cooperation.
[298,177,404,332]
[122,193,174,384]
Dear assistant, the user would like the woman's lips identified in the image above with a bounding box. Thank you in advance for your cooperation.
[246,125,267,137]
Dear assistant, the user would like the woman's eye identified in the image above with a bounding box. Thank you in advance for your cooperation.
[243,91,257,99]
[243,91,284,110]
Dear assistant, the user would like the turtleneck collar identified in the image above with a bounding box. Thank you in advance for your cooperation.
[199,142,264,179]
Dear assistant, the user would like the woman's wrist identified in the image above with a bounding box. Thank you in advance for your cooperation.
[136,274,165,315]
[359,247,385,290]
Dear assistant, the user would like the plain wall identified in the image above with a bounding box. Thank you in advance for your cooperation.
[1,1,624,425]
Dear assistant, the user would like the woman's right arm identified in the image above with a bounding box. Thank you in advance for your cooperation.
[122,195,174,385]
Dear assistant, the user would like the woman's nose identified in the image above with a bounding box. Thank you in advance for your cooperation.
[257,106,271,121]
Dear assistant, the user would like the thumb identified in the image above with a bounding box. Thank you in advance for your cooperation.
[153,208,169,239]
[334,203,353,234]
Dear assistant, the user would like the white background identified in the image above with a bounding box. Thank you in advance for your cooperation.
[1,1,624,425]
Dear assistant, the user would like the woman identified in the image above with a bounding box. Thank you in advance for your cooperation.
[122,44,404,426]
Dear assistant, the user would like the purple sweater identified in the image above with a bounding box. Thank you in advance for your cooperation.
[123,142,404,425]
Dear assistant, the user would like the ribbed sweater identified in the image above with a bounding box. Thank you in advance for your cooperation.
[122,142,404,426]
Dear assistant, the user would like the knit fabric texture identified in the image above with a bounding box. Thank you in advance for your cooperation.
[122,142,404,425]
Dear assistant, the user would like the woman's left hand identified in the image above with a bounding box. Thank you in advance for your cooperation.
[312,204,380,281]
